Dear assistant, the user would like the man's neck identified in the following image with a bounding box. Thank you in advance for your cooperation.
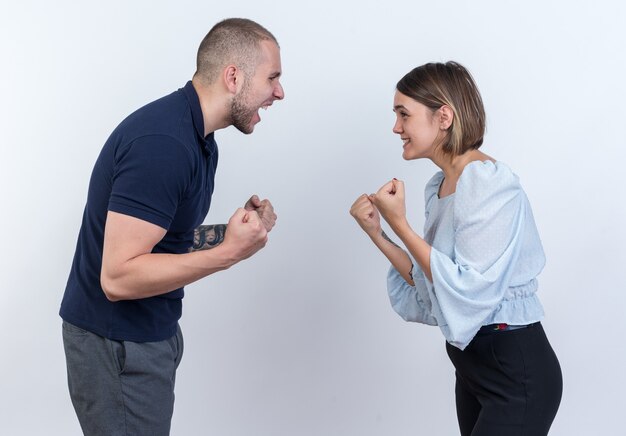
[191,77,231,136]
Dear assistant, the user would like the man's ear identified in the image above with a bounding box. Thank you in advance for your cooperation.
[223,65,240,94]
[438,105,454,130]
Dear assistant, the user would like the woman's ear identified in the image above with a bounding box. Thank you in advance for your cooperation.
[438,105,454,130]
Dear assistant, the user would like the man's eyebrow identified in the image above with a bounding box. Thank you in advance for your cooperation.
[270,71,282,78]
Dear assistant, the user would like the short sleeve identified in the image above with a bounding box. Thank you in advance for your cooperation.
[428,161,527,349]
[108,135,194,230]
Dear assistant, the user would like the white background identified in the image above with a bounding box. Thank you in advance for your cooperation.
[1,0,625,434]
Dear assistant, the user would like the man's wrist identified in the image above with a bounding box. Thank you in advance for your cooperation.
[190,224,227,252]
[202,242,238,270]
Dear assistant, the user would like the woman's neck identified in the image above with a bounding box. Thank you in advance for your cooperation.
[432,149,494,196]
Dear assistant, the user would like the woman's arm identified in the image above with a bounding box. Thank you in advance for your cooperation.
[388,221,432,282]
[370,180,433,282]
[351,192,438,325]
[350,194,414,285]
[370,230,415,286]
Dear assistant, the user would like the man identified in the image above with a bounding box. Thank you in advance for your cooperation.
[60,18,284,435]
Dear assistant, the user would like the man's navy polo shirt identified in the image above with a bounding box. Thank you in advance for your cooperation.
[60,81,218,342]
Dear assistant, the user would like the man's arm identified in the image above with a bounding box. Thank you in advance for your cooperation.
[100,210,267,301]
[189,193,276,253]
[190,224,227,252]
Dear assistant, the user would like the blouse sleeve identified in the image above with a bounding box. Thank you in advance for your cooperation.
[428,161,527,350]
[387,260,438,325]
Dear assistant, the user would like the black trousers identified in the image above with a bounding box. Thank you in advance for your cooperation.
[446,323,562,436]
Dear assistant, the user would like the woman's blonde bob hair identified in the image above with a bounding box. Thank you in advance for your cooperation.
[396,61,486,156]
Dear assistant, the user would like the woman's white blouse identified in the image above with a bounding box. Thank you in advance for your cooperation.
[387,161,546,350]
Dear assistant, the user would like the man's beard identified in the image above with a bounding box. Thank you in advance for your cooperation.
[230,83,256,134]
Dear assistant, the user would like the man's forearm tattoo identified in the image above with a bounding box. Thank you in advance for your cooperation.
[190,224,227,252]
[382,230,414,281]
[381,230,401,249]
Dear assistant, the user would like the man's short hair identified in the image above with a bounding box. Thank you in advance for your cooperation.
[194,18,278,84]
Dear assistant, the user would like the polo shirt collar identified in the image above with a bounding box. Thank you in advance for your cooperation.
[182,81,216,154]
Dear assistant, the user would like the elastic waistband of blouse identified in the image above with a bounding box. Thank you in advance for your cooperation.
[477,322,540,335]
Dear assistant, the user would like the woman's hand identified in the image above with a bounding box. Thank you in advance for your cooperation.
[370,179,407,228]
[350,194,381,237]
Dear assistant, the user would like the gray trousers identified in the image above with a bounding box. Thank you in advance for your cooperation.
[62,321,184,436]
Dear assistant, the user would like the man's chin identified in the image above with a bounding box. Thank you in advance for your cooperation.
[233,120,256,135]
[231,108,259,134]
[234,125,255,135]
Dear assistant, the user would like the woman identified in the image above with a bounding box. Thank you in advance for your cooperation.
[350,62,562,435]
